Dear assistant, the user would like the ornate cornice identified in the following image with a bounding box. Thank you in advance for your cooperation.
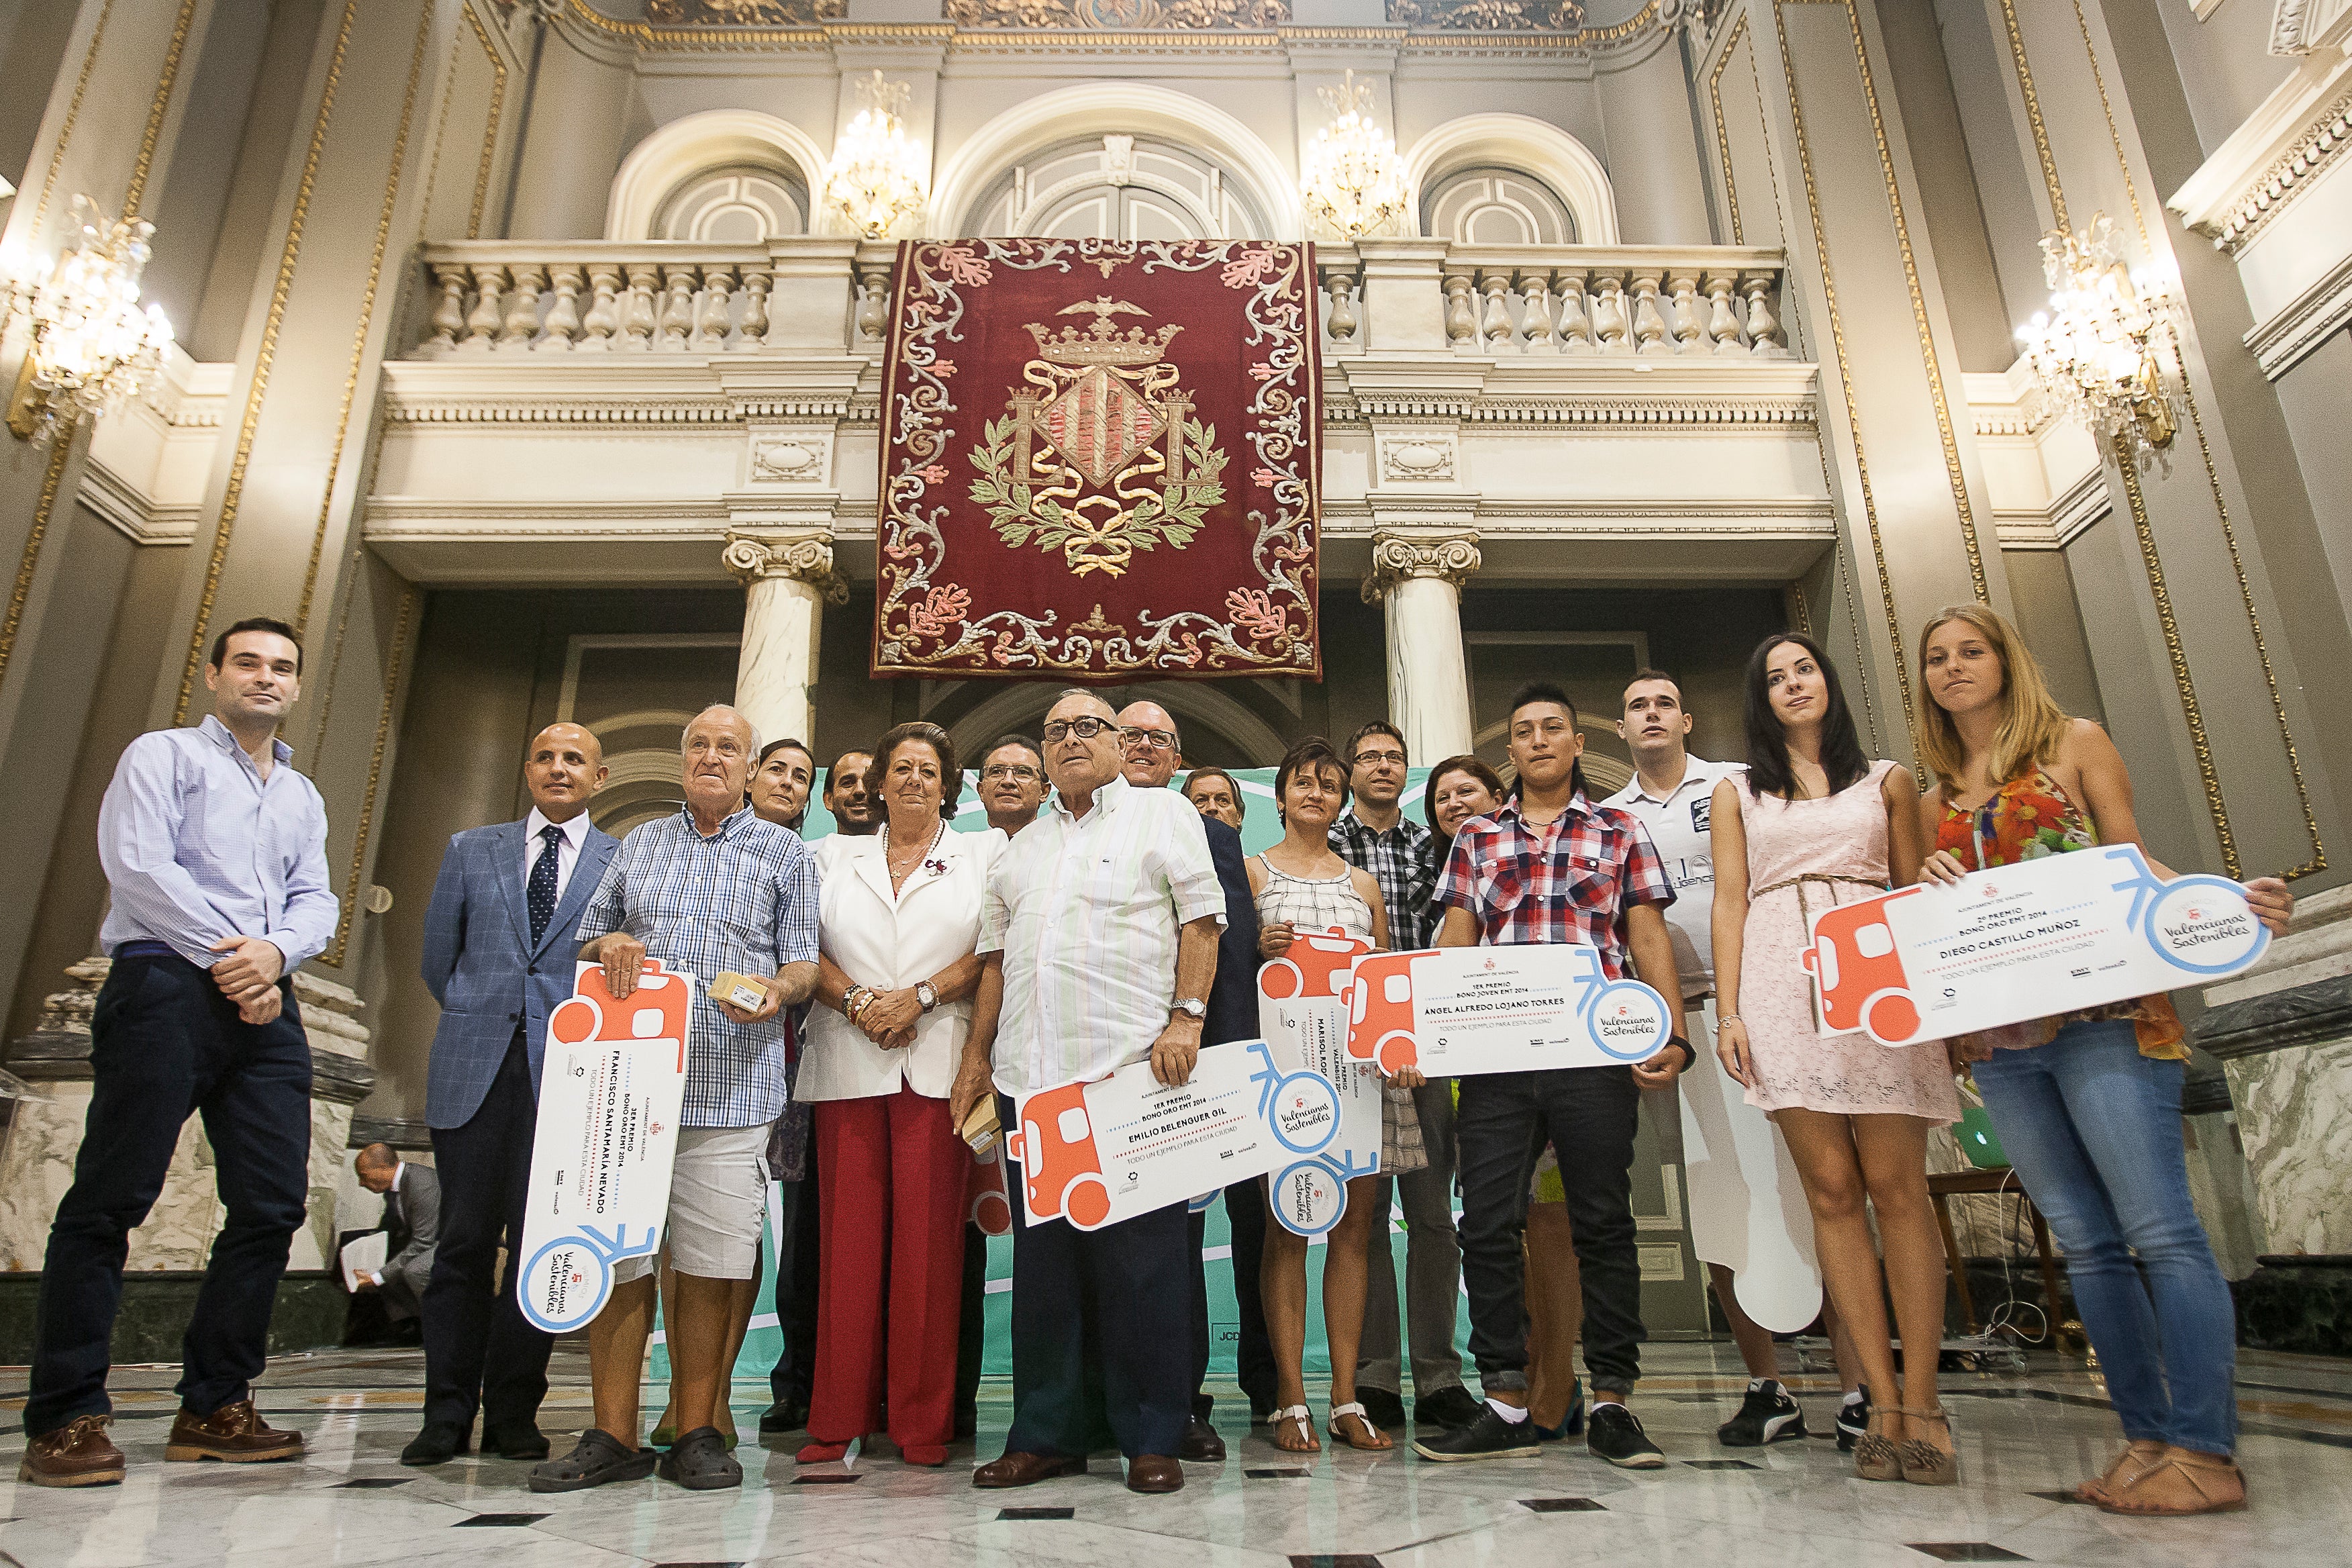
[947,0,1287,27]
[1386,0,1583,30]
[1362,529,1481,600]
[723,529,851,602]
[647,0,844,21]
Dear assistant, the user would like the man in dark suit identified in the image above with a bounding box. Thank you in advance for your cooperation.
[1115,701,1273,1464]
[352,1144,440,1326]
[404,722,618,1467]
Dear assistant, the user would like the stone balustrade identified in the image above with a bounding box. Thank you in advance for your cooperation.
[404,238,1792,361]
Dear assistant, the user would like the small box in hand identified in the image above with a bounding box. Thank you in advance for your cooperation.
[959,1096,1001,1154]
[709,971,769,1012]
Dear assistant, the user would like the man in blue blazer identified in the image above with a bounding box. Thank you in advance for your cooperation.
[403,722,618,1467]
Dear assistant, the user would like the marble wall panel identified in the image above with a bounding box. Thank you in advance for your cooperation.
[2225,1036,2352,1256]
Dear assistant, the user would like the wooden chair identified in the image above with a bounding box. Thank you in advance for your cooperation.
[1925,1166,2067,1340]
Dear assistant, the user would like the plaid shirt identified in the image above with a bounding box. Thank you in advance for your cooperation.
[1433,791,1675,979]
[575,804,822,1127]
[1330,810,1440,951]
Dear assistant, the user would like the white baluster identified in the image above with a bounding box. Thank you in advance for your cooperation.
[577,264,621,352]
[1667,272,1704,354]
[1591,273,1630,352]
[1630,271,1669,356]
[1480,272,1514,350]
[856,264,889,343]
[424,263,469,355]
[622,264,660,351]
[499,265,544,350]
[695,264,734,350]
[658,264,698,351]
[540,264,582,352]
[1556,272,1594,355]
[460,264,506,352]
[735,266,770,351]
[1703,271,1744,356]
[1743,272,1784,357]
[1324,268,1359,342]
[1518,268,1555,353]
[1442,273,1478,346]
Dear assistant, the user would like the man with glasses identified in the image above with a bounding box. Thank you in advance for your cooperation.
[1330,722,1477,1433]
[952,691,1224,1495]
[977,735,1048,836]
[1115,701,1273,1448]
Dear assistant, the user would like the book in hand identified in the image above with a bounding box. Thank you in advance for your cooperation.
[340,1231,387,1292]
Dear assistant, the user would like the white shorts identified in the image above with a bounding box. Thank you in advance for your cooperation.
[612,1124,770,1283]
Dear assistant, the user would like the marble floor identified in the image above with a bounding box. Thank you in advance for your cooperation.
[4,1343,2349,1567]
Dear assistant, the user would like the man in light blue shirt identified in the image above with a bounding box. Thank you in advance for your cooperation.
[19,618,338,1489]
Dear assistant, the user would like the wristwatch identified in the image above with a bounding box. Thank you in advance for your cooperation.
[1172,996,1208,1021]
[916,980,938,1013]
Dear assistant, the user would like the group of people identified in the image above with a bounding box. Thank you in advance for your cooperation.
[16,605,2288,1522]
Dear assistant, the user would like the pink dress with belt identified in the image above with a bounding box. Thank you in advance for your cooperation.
[1734,758,1959,1123]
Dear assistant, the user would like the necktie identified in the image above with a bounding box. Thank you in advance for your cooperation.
[528,822,564,946]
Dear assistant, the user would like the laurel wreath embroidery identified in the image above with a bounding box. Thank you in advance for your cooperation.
[969,411,1227,577]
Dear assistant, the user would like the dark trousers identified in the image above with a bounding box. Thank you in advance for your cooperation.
[955,1220,987,1434]
[1455,1066,1645,1395]
[1191,1179,1275,1415]
[422,1030,553,1432]
[1002,1097,1190,1461]
[768,1157,821,1406]
[25,954,311,1436]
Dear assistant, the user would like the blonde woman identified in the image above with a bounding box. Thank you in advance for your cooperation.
[1914,605,2291,1516]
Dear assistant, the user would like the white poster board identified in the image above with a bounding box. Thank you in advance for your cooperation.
[1345,944,1671,1077]
[1800,844,2269,1046]
[1257,928,1381,1236]
[1678,1004,1822,1334]
[514,960,693,1332]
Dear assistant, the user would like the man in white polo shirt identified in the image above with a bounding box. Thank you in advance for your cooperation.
[1604,668,1864,1451]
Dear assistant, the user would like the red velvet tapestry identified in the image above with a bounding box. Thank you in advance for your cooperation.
[873,239,1321,680]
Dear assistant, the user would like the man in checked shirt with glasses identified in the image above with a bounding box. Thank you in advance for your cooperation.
[1410,681,1696,1471]
[530,704,820,1496]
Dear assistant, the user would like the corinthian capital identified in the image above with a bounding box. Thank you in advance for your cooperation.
[722,530,850,604]
[1361,530,1481,603]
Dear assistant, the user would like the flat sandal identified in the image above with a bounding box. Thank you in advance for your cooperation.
[1898,1406,1957,1487]
[1326,1402,1391,1451]
[1269,1404,1319,1454]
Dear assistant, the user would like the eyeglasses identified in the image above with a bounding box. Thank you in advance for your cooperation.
[1120,727,1177,752]
[1042,716,1114,743]
[1353,748,1407,768]
[979,763,1040,783]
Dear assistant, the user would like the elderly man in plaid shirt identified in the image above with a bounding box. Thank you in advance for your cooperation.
[1328,722,1479,1434]
[1410,681,1696,1471]
[532,704,820,1497]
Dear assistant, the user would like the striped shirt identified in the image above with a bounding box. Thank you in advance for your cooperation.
[979,773,1228,1096]
[1330,810,1440,951]
[575,804,822,1127]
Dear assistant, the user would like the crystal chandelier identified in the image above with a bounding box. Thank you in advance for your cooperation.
[822,71,926,241]
[3,195,175,444]
[1300,71,1408,242]
[2014,213,2182,469]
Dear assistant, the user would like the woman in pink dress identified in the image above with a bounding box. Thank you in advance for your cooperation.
[1708,633,1961,1486]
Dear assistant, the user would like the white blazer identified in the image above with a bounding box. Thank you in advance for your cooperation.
[797,823,1006,1102]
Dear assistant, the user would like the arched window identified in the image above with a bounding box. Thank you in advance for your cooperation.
[654,164,807,242]
[1421,166,1577,245]
[965,135,1270,242]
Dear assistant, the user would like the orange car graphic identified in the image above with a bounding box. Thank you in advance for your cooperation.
[1797,887,1926,1043]
[547,959,693,1071]
[1003,1079,1112,1230]
[1345,950,1422,1075]
[1257,926,1373,1003]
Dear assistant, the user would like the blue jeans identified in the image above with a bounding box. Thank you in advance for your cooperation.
[1972,1019,2237,1455]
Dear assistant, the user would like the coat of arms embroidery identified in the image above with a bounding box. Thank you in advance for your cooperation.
[967,296,1228,578]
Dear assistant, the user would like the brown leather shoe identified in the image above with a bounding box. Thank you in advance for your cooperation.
[1125,1454,1183,1493]
[164,1400,303,1463]
[973,1449,1087,1488]
[18,1414,126,1487]
[1177,1414,1226,1463]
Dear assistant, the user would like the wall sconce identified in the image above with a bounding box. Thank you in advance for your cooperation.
[1300,71,1408,242]
[822,71,926,241]
[2014,213,2183,470]
[2,195,175,444]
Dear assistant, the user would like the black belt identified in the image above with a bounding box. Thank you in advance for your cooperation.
[113,940,185,961]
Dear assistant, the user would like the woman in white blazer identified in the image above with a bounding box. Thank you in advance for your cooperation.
[794,721,1003,1469]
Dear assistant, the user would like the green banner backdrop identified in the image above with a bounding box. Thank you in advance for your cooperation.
[652,767,1467,1385]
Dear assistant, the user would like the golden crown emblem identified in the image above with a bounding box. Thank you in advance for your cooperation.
[1024,296,1183,368]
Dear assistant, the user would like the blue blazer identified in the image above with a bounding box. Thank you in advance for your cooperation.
[419,818,620,1130]
[1202,816,1263,1048]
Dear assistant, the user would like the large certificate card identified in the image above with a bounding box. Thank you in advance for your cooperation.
[1800,842,2269,1046]
[1344,944,1671,1077]
[1259,928,1381,1236]
[1008,1040,1339,1232]
[516,960,693,1332]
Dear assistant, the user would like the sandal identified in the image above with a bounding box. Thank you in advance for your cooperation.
[1269,1404,1320,1454]
[1852,1408,1902,1482]
[2076,1438,2167,1504]
[1898,1407,1957,1487]
[1326,1402,1392,1451]
[2099,1447,2246,1516]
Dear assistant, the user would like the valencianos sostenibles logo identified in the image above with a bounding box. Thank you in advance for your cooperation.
[873,239,1322,680]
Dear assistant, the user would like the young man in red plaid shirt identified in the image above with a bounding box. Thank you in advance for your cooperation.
[1411,681,1697,1469]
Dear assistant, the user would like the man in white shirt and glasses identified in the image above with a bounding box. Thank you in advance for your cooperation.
[952,689,1225,1496]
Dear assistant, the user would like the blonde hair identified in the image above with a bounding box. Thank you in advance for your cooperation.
[1916,604,2071,794]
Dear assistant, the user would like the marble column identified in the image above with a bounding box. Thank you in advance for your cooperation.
[1361,530,1479,761]
[724,530,847,750]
